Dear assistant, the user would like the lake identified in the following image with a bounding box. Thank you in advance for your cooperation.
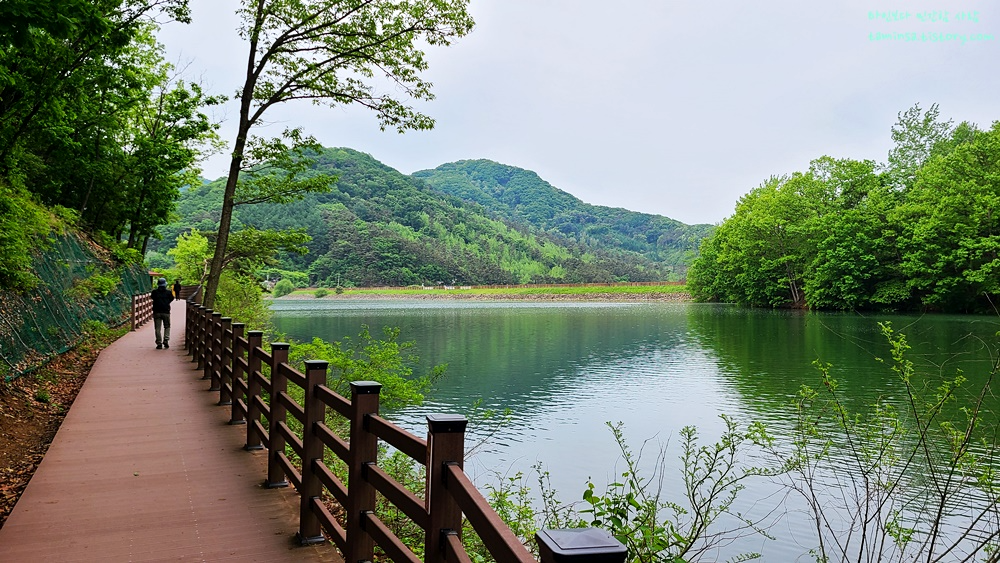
[271,299,1000,561]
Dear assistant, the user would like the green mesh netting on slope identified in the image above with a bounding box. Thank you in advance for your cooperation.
[0,233,149,381]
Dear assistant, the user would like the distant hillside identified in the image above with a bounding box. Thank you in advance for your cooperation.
[150,148,685,287]
[412,160,713,271]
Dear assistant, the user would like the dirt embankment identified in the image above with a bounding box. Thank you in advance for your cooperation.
[0,345,99,527]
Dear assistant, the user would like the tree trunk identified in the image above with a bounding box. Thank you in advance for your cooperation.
[203,152,243,309]
[203,11,263,309]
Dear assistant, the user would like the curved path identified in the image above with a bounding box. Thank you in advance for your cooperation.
[0,304,340,562]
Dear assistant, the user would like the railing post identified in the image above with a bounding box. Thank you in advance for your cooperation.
[536,528,627,563]
[188,304,201,359]
[130,295,138,331]
[298,360,328,546]
[229,322,246,424]
[425,414,467,563]
[245,331,264,450]
[265,343,290,488]
[207,312,222,387]
[217,317,233,405]
[196,307,211,369]
[184,301,192,352]
[345,381,381,563]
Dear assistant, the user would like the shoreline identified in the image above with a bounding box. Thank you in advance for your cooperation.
[273,291,694,302]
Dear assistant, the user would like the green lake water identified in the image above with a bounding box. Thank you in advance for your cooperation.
[271,299,1000,561]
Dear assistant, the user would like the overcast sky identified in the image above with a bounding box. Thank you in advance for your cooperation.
[156,0,1000,225]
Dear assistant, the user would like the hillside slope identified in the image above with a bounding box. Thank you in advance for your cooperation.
[151,149,704,286]
[412,160,713,271]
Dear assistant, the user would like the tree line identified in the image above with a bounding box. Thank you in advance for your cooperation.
[412,159,712,272]
[689,104,1000,313]
[0,1,221,291]
[149,148,677,287]
[0,1,217,257]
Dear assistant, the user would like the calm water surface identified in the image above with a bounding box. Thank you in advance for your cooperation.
[271,300,1000,561]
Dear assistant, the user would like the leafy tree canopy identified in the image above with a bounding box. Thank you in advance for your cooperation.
[151,148,693,287]
[413,160,712,274]
[690,105,997,313]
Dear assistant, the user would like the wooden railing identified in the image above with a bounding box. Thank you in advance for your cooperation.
[184,302,626,563]
[131,293,152,330]
[176,284,200,301]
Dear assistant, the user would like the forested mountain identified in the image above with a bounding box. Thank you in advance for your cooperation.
[150,148,700,287]
[689,105,1000,314]
[413,160,712,269]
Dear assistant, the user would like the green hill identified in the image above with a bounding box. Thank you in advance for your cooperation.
[412,160,713,271]
[150,148,708,286]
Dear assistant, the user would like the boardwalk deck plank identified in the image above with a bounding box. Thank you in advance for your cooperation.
[0,304,341,562]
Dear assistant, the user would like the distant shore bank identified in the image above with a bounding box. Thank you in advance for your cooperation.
[274,291,694,302]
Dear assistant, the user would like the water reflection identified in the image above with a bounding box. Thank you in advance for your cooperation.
[271,300,1000,561]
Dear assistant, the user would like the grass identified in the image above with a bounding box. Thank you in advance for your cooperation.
[282,283,688,298]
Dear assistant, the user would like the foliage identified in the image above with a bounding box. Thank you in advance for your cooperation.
[261,268,308,287]
[580,421,772,563]
[167,229,210,285]
[897,121,1000,311]
[414,159,713,276]
[470,462,579,559]
[65,268,121,300]
[0,2,220,253]
[337,284,688,297]
[166,226,308,288]
[886,103,954,189]
[760,322,1000,562]
[144,250,172,271]
[202,0,476,308]
[80,319,114,341]
[151,148,691,288]
[287,325,445,412]
[224,227,311,276]
[272,279,294,298]
[211,270,272,332]
[314,288,329,298]
[0,183,53,291]
[689,105,1000,313]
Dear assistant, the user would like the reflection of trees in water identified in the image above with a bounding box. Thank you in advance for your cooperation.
[274,303,690,410]
[686,306,1000,561]
[684,305,1000,424]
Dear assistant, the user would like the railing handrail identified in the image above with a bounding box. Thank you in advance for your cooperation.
[184,301,626,563]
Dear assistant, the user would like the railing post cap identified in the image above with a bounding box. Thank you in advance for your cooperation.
[304,360,328,370]
[212,312,222,317]
[271,342,290,351]
[426,414,467,433]
[247,330,264,337]
[232,322,245,328]
[350,380,382,394]
[535,528,626,563]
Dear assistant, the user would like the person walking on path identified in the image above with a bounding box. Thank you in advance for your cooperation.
[151,277,173,349]
[173,278,182,300]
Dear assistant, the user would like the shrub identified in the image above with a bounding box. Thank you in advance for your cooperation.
[65,268,121,299]
[273,279,294,297]
[214,271,272,331]
[0,183,52,291]
[314,287,329,298]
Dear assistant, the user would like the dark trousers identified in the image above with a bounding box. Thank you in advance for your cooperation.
[154,312,171,345]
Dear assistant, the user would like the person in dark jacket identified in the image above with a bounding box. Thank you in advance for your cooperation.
[173,279,182,300]
[151,277,173,349]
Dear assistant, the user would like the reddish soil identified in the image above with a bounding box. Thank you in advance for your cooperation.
[0,338,109,527]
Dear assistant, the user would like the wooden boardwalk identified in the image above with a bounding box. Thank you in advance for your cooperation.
[0,305,341,562]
